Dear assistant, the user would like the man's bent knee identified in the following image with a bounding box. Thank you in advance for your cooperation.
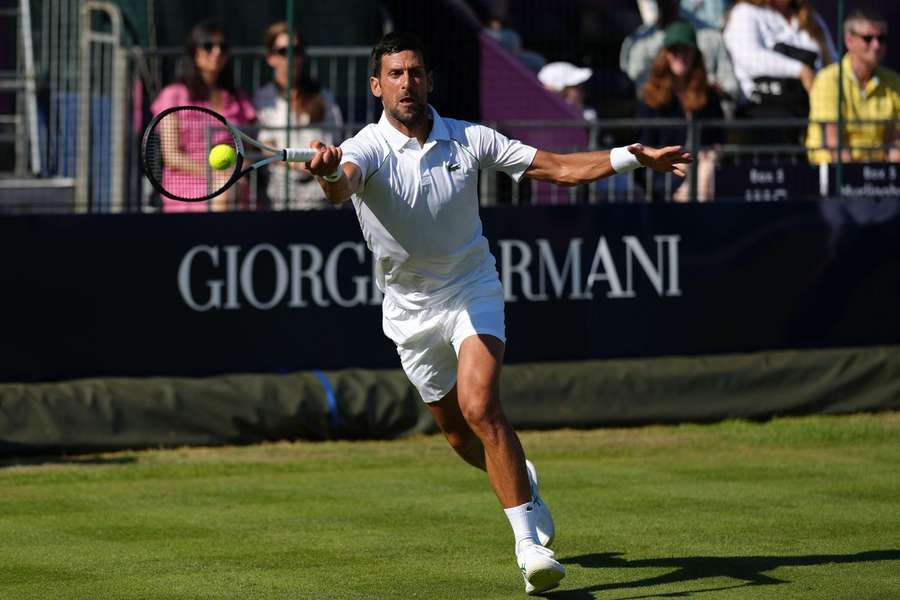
[460,398,509,444]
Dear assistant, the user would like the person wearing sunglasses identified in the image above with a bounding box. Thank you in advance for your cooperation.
[254,21,344,210]
[807,8,900,164]
[150,19,256,212]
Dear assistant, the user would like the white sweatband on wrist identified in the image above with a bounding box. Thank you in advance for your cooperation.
[610,146,642,173]
[322,170,342,182]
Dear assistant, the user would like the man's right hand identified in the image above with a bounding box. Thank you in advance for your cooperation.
[306,139,342,179]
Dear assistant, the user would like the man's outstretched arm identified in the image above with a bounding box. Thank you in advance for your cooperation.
[524,144,692,187]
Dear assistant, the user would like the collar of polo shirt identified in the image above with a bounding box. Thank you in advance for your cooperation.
[377,105,451,151]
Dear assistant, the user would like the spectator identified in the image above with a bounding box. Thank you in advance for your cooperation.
[637,0,733,28]
[622,0,739,117]
[681,0,732,28]
[638,21,724,200]
[150,19,256,212]
[254,21,343,210]
[482,14,547,73]
[723,0,836,144]
[537,62,598,120]
[623,0,739,116]
[807,9,900,164]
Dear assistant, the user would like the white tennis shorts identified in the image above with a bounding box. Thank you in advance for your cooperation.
[382,279,506,404]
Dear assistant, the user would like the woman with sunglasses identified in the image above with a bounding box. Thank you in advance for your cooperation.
[150,19,256,212]
[254,21,344,210]
[724,0,836,145]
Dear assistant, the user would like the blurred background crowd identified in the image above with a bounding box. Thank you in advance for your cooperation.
[0,0,897,211]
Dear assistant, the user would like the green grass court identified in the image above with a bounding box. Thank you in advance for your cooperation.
[2,413,899,599]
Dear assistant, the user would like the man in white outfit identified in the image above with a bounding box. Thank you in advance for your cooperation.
[305,32,691,595]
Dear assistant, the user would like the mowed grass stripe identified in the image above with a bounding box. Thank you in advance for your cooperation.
[1,413,899,599]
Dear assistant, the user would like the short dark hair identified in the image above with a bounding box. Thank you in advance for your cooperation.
[370,32,428,77]
[844,8,888,34]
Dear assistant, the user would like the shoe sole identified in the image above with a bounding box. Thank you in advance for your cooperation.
[526,566,565,595]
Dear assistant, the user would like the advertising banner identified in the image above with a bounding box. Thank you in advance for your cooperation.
[2,198,899,382]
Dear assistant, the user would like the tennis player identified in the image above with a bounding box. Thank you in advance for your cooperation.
[306,32,691,595]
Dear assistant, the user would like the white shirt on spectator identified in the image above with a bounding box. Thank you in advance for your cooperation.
[339,105,537,310]
[724,1,836,101]
[254,83,343,209]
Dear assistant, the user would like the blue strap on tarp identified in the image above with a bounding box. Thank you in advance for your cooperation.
[313,369,340,435]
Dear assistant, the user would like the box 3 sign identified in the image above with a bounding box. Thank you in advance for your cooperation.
[715,164,821,202]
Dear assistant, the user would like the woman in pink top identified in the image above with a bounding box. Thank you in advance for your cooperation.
[150,19,256,212]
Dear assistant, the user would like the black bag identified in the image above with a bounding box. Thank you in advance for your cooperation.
[749,42,818,117]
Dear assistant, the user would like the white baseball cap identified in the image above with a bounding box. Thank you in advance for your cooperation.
[537,61,593,91]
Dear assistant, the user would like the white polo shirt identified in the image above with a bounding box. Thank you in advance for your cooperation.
[340,106,537,310]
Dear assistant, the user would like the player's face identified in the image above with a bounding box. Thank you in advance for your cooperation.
[371,50,432,127]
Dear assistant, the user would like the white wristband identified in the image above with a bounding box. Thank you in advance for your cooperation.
[610,146,642,173]
[322,170,342,182]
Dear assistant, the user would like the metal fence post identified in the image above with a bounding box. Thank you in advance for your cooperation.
[76,1,124,213]
[689,118,699,202]
[836,0,845,195]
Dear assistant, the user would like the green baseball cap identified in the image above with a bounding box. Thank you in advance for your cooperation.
[663,21,698,50]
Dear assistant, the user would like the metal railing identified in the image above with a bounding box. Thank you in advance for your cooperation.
[121,117,898,213]
[484,117,900,205]
[4,115,897,214]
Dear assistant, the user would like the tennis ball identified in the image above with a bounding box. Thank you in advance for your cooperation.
[208,144,236,171]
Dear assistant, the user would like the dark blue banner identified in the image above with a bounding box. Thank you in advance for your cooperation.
[2,198,899,382]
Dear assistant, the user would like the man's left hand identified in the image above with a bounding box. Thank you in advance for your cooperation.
[628,144,693,177]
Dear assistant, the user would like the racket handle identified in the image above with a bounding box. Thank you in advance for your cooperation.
[284,147,317,162]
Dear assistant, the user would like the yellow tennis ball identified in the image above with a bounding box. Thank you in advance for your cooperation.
[208,144,236,171]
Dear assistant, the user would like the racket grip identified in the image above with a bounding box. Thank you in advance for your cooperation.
[284,147,317,162]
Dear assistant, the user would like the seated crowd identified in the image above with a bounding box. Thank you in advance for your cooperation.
[626,2,896,160]
[153,2,898,211]
[151,18,342,212]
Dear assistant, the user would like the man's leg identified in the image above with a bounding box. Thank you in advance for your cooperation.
[454,333,529,507]
[451,334,564,594]
[429,377,556,549]
[427,386,486,471]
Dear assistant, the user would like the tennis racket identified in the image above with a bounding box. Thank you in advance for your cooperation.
[141,105,317,202]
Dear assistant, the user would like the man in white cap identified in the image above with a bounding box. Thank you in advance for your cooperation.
[538,61,598,120]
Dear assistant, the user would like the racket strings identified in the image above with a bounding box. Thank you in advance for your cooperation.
[145,107,238,201]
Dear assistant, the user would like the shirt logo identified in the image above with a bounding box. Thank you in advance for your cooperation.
[446,163,461,172]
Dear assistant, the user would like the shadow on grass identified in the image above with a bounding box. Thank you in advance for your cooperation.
[542,549,900,599]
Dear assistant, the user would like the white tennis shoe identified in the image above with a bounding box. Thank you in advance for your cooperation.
[525,459,556,547]
[518,542,566,595]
